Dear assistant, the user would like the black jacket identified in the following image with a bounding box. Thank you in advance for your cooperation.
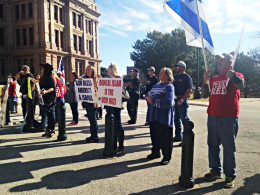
[17,73,34,96]
[40,64,56,106]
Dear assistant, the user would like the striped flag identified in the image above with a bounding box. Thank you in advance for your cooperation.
[164,0,214,53]
[58,57,65,80]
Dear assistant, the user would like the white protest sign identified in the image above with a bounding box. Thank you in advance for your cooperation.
[98,78,123,108]
[74,79,96,103]
[0,84,9,127]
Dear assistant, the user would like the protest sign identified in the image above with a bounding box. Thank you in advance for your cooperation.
[74,78,96,103]
[0,84,9,127]
[98,78,123,108]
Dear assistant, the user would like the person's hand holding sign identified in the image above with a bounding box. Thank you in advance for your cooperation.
[203,71,210,85]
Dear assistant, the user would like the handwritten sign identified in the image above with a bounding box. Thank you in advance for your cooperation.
[98,78,123,108]
[74,79,96,103]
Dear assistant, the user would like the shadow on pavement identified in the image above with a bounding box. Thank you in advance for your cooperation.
[130,178,225,195]
[9,158,158,192]
[232,174,260,195]
[0,143,151,185]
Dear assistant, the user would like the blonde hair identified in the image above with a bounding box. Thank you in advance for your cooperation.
[161,67,174,82]
[108,63,119,77]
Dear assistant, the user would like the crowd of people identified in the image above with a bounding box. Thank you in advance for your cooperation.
[1,52,245,188]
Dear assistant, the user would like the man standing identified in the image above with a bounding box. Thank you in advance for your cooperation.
[173,61,193,142]
[16,65,35,132]
[125,68,140,124]
[202,53,245,188]
[145,66,159,125]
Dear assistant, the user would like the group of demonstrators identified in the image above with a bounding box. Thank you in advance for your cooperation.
[1,52,244,187]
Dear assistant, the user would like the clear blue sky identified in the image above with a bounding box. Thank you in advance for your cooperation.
[96,0,260,75]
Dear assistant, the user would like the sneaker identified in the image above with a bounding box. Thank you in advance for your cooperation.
[68,121,78,126]
[147,153,161,160]
[224,177,235,188]
[172,136,182,142]
[85,137,99,143]
[204,172,223,181]
[46,130,55,138]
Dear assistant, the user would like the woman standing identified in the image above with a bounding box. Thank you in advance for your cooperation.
[107,63,125,155]
[82,65,99,143]
[40,63,56,138]
[65,72,79,125]
[146,67,175,165]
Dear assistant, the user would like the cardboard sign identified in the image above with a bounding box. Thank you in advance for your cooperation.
[75,79,96,103]
[0,84,9,127]
[98,78,123,108]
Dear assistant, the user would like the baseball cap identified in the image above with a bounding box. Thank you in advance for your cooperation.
[147,66,155,72]
[216,53,233,62]
[175,61,186,69]
[131,68,139,73]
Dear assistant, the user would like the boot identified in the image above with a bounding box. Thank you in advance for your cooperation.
[116,131,124,155]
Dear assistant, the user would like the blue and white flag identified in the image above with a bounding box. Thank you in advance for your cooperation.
[164,0,214,53]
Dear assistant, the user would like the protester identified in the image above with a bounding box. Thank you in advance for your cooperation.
[125,68,140,124]
[81,65,100,143]
[39,63,56,138]
[107,63,125,155]
[144,66,159,125]
[16,65,35,132]
[202,53,245,188]
[8,76,17,113]
[173,61,193,143]
[55,72,66,124]
[146,67,175,165]
[65,72,79,125]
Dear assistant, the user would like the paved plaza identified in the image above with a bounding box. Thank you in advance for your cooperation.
[0,99,259,195]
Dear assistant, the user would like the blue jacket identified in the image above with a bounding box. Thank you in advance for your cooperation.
[148,83,175,127]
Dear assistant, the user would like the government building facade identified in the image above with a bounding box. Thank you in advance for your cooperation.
[0,0,101,82]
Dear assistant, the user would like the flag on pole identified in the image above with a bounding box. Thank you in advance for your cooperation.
[163,0,214,53]
[58,57,65,79]
[57,57,66,95]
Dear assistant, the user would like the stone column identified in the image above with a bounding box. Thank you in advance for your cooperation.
[49,0,56,49]
[33,0,39,49]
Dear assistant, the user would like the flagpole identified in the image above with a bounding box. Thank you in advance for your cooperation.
[226,25,245,87]
[194,0,210,92]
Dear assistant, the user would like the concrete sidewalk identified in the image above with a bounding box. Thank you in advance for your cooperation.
[0,99,259,195]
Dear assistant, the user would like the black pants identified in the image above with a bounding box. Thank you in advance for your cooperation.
[127,98,138,123]
[22,97,34,129]
[44,103,55,130]
[149,121,173,160]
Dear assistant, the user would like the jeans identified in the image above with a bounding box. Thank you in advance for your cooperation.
[55,97,65,123]
[44,103,55,130]
[174,98,189,139]
[86,103,99,139]
[8,95,16,112]
[127,98,139,123]
[70,102,78,123]
[207,115,239,179]
[39,104,47,129]
[149,121,173,160]
[106,107,123,132]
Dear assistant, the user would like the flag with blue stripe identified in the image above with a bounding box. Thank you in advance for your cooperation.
[58,57,65,79]
[164,0,214,53]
